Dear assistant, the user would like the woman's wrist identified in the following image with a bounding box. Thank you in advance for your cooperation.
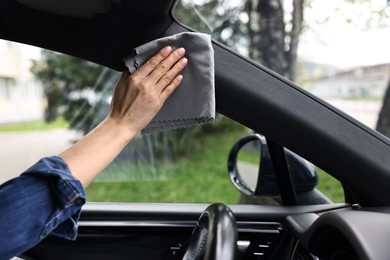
[59,117,140,188]
[100,117,140,143]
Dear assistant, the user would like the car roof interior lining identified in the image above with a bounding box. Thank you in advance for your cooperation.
[0,0,175,70]
[16,0,113,19]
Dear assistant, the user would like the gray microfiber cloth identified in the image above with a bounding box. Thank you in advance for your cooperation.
[123,32,215,135]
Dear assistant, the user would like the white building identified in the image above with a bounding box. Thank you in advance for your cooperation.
[304,63,390,99]
[0,40,45,125]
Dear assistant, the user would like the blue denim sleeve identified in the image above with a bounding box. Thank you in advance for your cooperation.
[0,156,86,259]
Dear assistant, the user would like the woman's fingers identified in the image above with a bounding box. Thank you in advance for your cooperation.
[127,46,187,103]
[132,46,173,78]
[131,46,187,92]
[155,57,188,91]
[160,75,183,101]
[119,70,130,81]
[148,47,186,84]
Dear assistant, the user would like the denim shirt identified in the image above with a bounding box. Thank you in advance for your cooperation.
[0,156,86,260]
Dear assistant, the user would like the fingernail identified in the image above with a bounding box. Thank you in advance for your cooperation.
[164,46,172,54]
[180,58,188,66]
[177,75,183,81]
[177,47,185,55]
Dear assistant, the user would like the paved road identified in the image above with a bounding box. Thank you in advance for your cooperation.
[237,161,259,191]
[0,129,81,184]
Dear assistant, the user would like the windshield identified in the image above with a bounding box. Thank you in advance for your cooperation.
[174,0,390,135]
[0,42,246,204]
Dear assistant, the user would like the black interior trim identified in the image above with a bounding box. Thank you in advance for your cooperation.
[266,138,297,205]
[80,202,350,222]
[287,208,390,260]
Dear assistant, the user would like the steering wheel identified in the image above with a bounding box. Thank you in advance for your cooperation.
[183,203,238,260]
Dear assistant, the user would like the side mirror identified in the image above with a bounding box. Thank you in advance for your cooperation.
[228,134,318,197]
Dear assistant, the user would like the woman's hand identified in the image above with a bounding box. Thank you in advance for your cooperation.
[107,46,188,137]
[60,46,187,187]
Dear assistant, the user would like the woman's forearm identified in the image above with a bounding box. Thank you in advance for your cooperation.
[59,118,136,188]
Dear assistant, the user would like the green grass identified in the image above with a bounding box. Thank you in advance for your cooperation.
[86,124,345,204]
[316,168,344,203]
[86,126,246,204]
[0,118,68,132]
[238,149,261,165]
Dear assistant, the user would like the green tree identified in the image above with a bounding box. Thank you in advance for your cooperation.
[31,50,118,132]
[248,0,304,81]
[176,0,304,81]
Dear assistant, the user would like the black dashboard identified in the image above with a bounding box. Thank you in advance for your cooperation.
[23,203,385,260]
[286,207,390,260]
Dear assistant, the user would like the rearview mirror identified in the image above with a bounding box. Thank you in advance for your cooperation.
[228,134,318,197]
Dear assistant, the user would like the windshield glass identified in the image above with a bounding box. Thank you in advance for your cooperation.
[174,0,390,135]
[0,40,247,204]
